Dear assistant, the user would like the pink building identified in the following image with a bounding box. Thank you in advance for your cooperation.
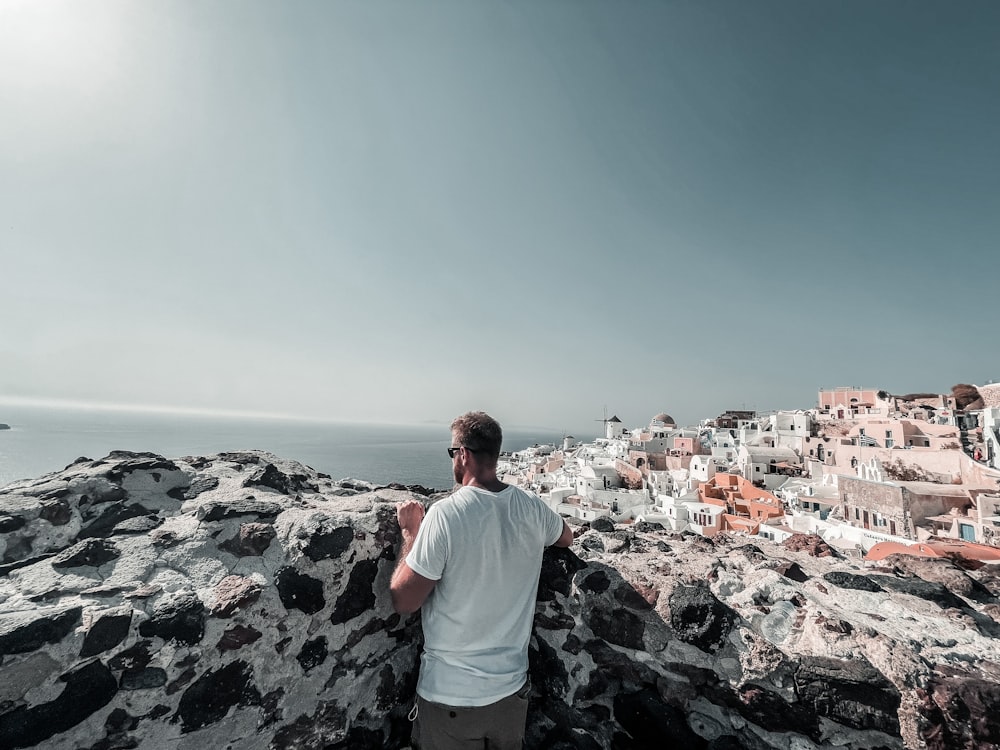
[818,387,883,419]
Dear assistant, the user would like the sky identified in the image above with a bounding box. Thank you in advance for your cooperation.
[1,0,998,434]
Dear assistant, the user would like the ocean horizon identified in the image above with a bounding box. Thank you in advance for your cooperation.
[0,404,577,491]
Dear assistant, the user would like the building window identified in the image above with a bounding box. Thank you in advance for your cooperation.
[885,430,892,438]
[854,508,860,520]
[886,439,894,448]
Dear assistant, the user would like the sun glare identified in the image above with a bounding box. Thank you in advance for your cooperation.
[0,0,129,97]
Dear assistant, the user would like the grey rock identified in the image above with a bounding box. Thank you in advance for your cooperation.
[137,590,205,646]
[0,606,82,656]
[669,582,738,654]
[51,538,120,568]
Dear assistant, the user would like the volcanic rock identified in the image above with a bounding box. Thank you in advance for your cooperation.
[1,450,1000,749]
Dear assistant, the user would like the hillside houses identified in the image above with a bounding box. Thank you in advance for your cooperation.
[497,383,1000,560]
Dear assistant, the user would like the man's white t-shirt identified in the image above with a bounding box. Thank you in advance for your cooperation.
[405,484,565,706]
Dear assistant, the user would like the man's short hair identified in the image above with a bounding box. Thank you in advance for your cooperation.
[451,411,503,461]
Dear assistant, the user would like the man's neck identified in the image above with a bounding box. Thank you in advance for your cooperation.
[463,474,506,493]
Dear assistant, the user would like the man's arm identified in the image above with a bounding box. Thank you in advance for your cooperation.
[390,500,437,614]
[551,519,574,548]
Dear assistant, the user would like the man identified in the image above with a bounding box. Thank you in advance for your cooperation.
[390,411,574,750]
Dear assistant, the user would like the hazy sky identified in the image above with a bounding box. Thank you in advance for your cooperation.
[2,0,998,434]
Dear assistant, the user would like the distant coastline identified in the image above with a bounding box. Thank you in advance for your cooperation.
[0,405,570,490]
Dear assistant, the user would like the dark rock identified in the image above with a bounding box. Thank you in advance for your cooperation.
[137,591,205,645]
[591,517,616,533]
[327,725,385,749]
[534,611,576,630]
[297,636,328,673]
[89,706,140,750]
[1,536,39,566]
[259,688,285,727]
[529,634,570,699]
[613,688,707,748]
[705,737,745,750]
[0,606,82,656]
[104,452,179,481]
[79,502,149,539]
[818,615,854,635]
[109,641,153,672]
[272,701,354,750]
[574,667,610,701]
[773,561,810,583]
[0,659,118,749]
[562,633,583,655]
[615,583,652,611]
[166,476,219,501]
[166,668,196,696]
[537,547,587,601]
[176,660,261,732]
[385,482,436,497]
[823,571,884,593]
[39,499,72,526]
[583,639,659,686]
[735,544,767,563]
[345,616,390,650]
[375,663,412,712]
[580,535,605,553]
[580,570,611,594]
[52,538,120,568]
[215,451,263,466]
[634,521,665,533]
[217,625,263,651]
[584,605,645,650]
[275,567,326,615]
[218,522,276,557]
[147,705,171,720]
[795,655,901,734]
[197,497,283,522]
[80,610,132,657]
[920,667,1000,749]
[735,683,820,738]
[244,463,317,495]
[121,667,168,690]
[0,514,26,533]
[669,582,737,654]
[111,515,162,535]
[0,551,57,576]
[870,574,969,610]
[330,559,378,625]
[303,526,355,562]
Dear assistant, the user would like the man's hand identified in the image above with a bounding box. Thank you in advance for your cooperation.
[396,499,425,539]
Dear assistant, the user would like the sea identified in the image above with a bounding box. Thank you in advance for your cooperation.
[0,405,574,492]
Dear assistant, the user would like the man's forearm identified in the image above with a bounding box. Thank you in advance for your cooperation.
[393,530,417,581]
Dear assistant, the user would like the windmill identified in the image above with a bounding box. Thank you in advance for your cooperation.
[595,406,622,439]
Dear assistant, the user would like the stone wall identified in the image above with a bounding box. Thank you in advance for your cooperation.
[3,451,1000,749]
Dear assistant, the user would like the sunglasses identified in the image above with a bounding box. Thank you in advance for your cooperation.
[447,446,478,458]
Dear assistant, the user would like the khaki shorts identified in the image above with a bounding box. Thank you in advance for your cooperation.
[411,682,530,750]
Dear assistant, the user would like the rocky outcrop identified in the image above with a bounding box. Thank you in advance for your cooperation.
[953,384,985,412]
[2,451,1000,748]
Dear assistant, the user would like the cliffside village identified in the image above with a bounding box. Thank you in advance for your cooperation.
[499,384,1000,562]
